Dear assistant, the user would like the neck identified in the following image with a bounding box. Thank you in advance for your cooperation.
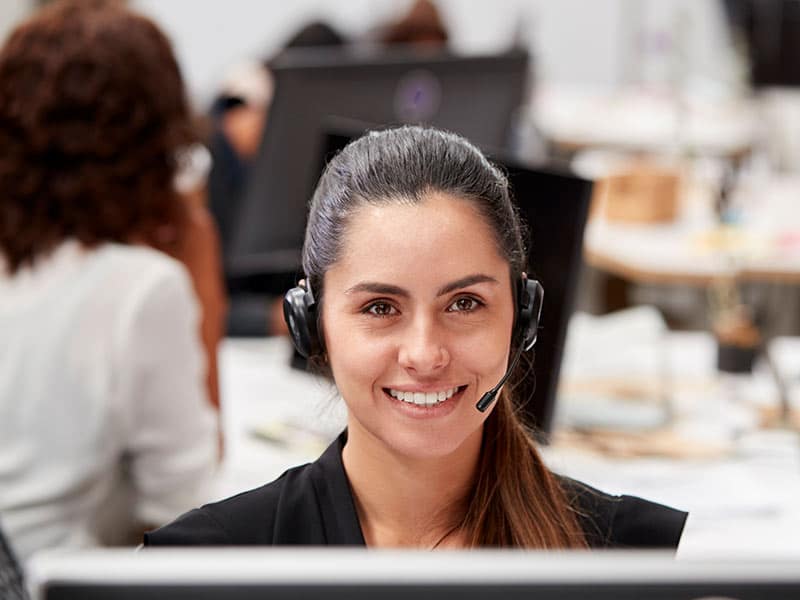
[342,423,482,549]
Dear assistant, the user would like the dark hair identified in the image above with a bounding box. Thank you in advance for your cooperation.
[0,0,196,274]
[303,126,587,548]
[381,0,448,46]
[283,21,346,51]
[305,126,525,305]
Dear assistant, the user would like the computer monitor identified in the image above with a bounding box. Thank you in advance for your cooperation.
[319,129,591,436]
[29,548,800,599]
[501,159,591,436]
[723,0,800,87]
[227,47,529,282]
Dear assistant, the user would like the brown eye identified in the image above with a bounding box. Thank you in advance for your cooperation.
[366,302,397,317]
[448,296,482,313]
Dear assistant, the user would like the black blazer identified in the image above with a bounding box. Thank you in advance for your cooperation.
[145,433,687,549]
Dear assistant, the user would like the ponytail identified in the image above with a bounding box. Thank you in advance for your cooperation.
[462,390,587,548]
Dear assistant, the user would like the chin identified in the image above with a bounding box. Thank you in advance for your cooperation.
[379,424,483,462]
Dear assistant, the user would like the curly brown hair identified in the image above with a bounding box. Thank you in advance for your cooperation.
[0,0,196,274]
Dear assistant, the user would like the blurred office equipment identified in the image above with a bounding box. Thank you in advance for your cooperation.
[723,0,800,88]
[501,161,593,434]
[722,0,800,172]
[580,159,800,336]
[583,169,800,285]
[226,48,529,289]
[28,548,800,599]
[557,306,672,433]
[536,87,757,160]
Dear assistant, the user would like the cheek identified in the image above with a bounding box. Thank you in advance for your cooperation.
[323,317,392,386]
[453,327,512,378]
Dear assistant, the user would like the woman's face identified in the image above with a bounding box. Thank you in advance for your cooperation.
[321,191,515,460]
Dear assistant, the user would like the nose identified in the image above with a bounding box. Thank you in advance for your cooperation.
[397,314,450,375]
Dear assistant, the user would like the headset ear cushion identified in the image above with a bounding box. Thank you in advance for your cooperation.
[518,278,544,351]
[283,286,315,358]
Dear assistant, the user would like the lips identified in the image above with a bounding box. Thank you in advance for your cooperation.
[385,385,466,407]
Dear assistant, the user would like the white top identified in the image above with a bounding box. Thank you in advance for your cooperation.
[0,240,217,564]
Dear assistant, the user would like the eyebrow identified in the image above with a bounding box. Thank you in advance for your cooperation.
[436,274,499,296]
[345,274,499,298]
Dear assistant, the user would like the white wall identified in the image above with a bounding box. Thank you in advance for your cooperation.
[130,0,407,107]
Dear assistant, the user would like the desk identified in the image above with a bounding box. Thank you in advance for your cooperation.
[552,325,800,558]
[534,87,800,286]
[583,173,800,286]
[214,338,345,500]
[214,333,800,558]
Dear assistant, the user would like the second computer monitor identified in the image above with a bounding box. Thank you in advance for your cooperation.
[227,48,529,280]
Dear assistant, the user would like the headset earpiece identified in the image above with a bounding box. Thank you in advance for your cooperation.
[476,275,544,412]
[283,280,321,359]
[517,275,544,351]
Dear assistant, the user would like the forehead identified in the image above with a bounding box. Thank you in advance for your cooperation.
[329,191,509,288]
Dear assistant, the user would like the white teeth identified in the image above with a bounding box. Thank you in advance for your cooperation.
[388,387,460,406]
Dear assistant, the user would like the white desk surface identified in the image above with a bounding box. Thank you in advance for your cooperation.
[544,88,800,286]
[213,332,800,559]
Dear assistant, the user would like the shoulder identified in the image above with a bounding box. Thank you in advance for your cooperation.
[51,242,197,318]
[93,244,199,347]
[144,461,320,546]
[558,476,687,549]
[95,243,193,295]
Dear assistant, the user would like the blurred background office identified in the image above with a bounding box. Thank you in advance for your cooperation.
[1,0,800,583]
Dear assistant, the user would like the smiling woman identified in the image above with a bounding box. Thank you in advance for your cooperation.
[145,126,688,551]
[323,194,514,461]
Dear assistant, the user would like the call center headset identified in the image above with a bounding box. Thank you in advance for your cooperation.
[283,280,322,360]
[283,275,544,412]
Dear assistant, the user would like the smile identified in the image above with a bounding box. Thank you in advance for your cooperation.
[385,386,466,407]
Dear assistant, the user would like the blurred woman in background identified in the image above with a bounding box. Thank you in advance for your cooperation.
[0,0,222,563]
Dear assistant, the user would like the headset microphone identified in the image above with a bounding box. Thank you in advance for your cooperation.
[475,276,543,413]
[475,343,525,412]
